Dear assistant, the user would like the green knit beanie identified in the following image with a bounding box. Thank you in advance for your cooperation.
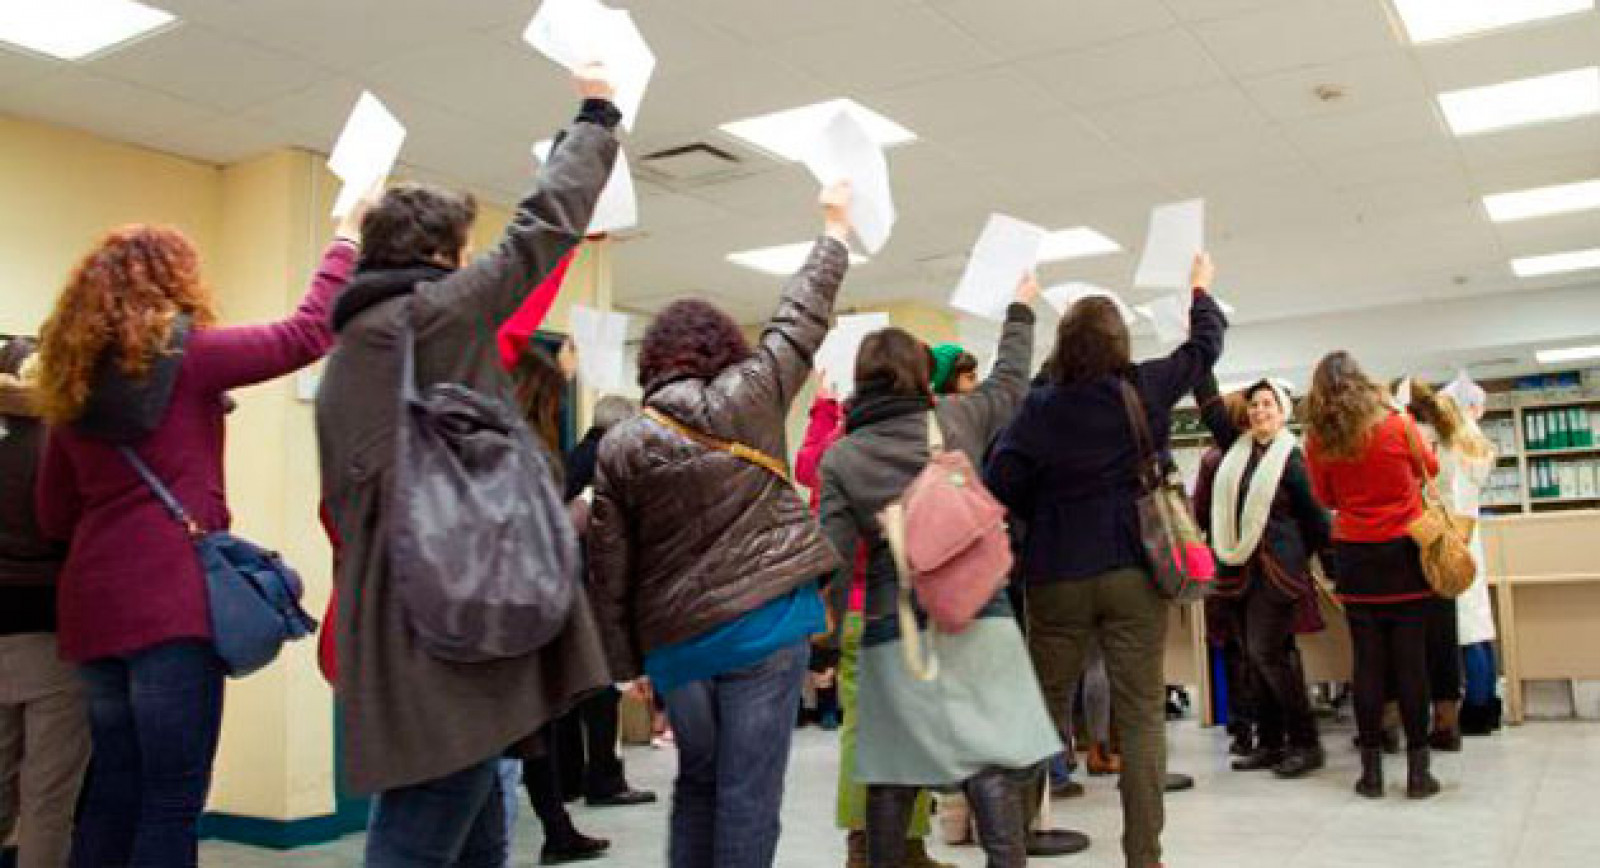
[929,343,967,394]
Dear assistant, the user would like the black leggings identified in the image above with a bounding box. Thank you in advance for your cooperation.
[1347,601,1432,751]
[1424,597,1463,702]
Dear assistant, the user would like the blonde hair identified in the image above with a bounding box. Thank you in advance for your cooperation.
[1437,393,1494,460]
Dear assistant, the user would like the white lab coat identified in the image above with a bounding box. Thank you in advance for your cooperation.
[1437,443,1498,645]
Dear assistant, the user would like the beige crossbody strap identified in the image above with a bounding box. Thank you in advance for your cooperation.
[879,502,940,682]
[644,407,791,483]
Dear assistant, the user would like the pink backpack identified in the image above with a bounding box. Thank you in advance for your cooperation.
[879,412,1014,680]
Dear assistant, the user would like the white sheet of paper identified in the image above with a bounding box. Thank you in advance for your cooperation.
[1442,369,1486,409]
[1136,294,1189,344]
[1133,199,1204,289]
[570,305,631,392]
[1043,282,1138,325]
[950,214,1045,321]
[814,312,890,396]
[327,91,406,218]
[523,0,656,130]
[534,139,637,234]
[801,109,896,254]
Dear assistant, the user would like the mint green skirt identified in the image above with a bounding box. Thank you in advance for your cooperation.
[855,616,1061,787]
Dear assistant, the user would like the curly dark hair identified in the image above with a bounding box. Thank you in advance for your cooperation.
[359,182,478,270]
[939,351,979,395]
[637,299,753,391]
[1305,351,1389,460]
[856,327,932,401]
[1043,296,1131,386]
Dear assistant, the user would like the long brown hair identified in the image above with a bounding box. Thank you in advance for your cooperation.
[1044,297,1131,386]
[36,226,216,424]
[513,341,568,456]
[1401,379,1460,446]
[1304,351,1389,460]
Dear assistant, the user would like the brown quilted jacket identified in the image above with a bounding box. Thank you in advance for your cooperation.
[587,237,849,679]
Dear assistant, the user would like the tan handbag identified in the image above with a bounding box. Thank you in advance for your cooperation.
[1401,420,1477,599]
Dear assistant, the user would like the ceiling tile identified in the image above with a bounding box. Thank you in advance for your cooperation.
[1239,49,1430,122]
[1083,83,1273,149]
[929,0,1174,58]
[361,36,576,135]
[672,0,925,44]
[768,5,998,92]
[1495,211,1600,256]
[85,23,329,114]
[0,69,221,158]
[1453,116,1600,171]
[1192,0,1401,78]
[867,66,1060,142]
[1019,27,1228,109]
[1281,99,1450,158]
[0,46,61,92]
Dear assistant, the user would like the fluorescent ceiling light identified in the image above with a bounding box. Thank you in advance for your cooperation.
[1438,67,1600,136]
[1483,179,1600,221]
[1511,247,1600,277]
[1536,345,1600,364]
[727,242,869,276]
[1392,0,1593,43]
[1037,227,1121,263]
[720,98,917,163]
[0,0,175,61]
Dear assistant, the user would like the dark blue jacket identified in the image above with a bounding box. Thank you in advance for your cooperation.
[984,292,1226,584]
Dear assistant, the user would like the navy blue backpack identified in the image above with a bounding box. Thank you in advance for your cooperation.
[119,447,317,678]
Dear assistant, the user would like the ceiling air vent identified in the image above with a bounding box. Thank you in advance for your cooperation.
[638,142,744,184]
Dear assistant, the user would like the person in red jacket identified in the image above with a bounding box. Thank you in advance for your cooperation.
[1303,351,1442,801]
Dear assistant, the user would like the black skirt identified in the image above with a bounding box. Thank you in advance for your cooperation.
[1329,537,1432,604]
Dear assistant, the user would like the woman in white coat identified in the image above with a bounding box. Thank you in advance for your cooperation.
[1409,381,1501,740]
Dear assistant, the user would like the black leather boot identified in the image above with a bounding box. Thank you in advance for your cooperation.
[1407,747,1441,799]
[964,770,1028,868]
[1355,748,1384,799]
[1231,746,1286,772]
[865,785,918,868]
[1273,744,1326,779]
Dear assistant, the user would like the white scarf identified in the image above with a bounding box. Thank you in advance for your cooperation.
[1210,427,1297,567]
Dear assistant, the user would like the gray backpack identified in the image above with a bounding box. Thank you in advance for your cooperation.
[389,322,578,662]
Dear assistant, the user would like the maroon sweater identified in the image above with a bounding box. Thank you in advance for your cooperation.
[36,241,356,662]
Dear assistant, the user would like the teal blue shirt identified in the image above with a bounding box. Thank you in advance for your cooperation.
[645,582,825,695]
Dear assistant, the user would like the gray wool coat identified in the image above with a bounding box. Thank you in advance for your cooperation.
[315,119,617,795]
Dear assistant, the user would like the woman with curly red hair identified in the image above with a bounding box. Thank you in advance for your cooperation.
[32,200,369,866]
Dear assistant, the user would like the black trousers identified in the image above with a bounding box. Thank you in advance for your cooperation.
[1424,597,1463,702]
[1346,601,1432,751]
[527,689,630,833]
[1241,585,1318,749]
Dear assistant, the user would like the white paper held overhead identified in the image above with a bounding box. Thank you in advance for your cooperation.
[570,305,631,392]
[327,91,406,218]
[1133,199,1204,289]
[523,0,656,130]
[1043,282,1138,325]
[950,214,1045,321]
[1135,294,1190,344]
[801,109,896,254]
[814,312,890,397]
[534,139,637,234]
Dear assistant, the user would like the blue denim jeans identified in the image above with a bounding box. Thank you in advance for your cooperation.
[663,640,807,868]
[1463,641,1498,706]
[366,758,506,868]
[70,639,225,868]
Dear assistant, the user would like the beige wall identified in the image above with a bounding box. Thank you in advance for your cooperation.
[0,114,614,822]
[0,114,221,336]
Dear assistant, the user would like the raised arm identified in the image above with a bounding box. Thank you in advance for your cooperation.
[421,70,621,330]
[722,183,854,415]
[187,239,358,394]
[587,443,641,681]
[1141,253,1228,410]
[1194,370,1240,451]
[948,273,1038,444]
[795,387,844,494]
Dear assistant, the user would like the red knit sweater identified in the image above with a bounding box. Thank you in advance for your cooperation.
[1305,412,1438,543]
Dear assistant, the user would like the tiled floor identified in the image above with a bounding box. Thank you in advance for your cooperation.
[202,718,1600,867]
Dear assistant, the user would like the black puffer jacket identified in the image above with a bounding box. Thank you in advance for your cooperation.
[587,237,849,680]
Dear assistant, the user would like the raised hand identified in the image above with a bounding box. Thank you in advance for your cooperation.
[1191,251,1216,293]
[575,62,614,102]
[820,180,853,242]
[1013,271,1041,307]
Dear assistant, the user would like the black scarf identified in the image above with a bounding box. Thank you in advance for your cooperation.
[331,263,454,332]
[845,377,932,433]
